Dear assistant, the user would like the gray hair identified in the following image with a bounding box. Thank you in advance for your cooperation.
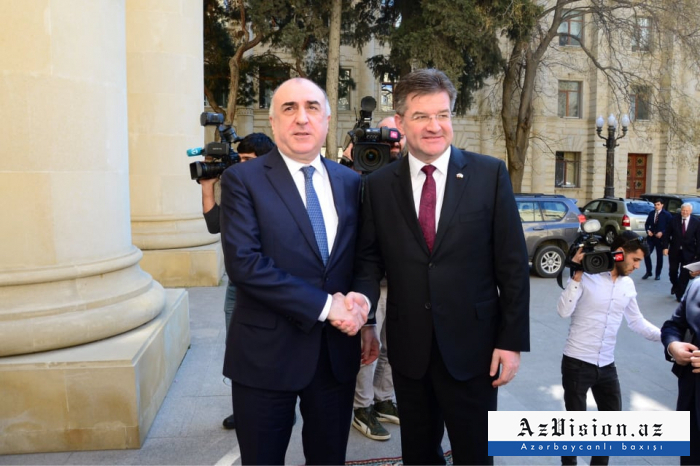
[268,77,331,117]
[682,202,693,211]
[393,69,457,116]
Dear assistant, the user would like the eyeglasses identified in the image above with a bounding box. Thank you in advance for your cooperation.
[404,112,452,124]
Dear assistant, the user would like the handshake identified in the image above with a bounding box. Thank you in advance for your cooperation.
[328,292,370,336]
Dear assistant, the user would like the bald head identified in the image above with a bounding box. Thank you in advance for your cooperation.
[268,78,331,163]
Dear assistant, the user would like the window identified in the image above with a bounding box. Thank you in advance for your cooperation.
[583,201,601,213]
[204,89,229,109]
[338,68,351,111]
[558,11,583,46]
[380,73,394,112]
[632,17,651,52]
[540,201,568,221]
[558,81,581,118]
[258,65,289,109]
[555,151,581,188]
[630,86,650,121]
[517,202,544,222]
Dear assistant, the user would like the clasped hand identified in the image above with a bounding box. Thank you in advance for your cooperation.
[328,292,369,336]
[669,341,700,372]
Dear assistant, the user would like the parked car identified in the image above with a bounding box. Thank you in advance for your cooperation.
[580,197,654,245]
[639,193,700,217]
[515,194,585,278]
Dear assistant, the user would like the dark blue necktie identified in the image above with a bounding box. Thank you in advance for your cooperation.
[301,166,329,265]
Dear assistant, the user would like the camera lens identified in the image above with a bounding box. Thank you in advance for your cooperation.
[189,161,227,180]
[589,255,604,268]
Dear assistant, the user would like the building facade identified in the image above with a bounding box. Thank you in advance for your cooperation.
[227,7,700,206]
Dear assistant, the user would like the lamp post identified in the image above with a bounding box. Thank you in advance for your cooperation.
[596,113,630,198]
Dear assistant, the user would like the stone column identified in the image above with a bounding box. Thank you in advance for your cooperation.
[127,0,223,287]
[0,1,189,453]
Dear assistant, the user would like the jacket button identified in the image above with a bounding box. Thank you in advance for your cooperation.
[425,302,432,310]
[428,262,434,269]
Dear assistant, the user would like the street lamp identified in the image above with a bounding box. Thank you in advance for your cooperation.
[596,113,630,198]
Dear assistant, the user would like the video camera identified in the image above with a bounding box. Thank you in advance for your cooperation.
[565,219,625,274]
[187,112,242,181]
[341,96,402,173]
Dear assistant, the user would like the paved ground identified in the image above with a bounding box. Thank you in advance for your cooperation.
[0,268,684,465]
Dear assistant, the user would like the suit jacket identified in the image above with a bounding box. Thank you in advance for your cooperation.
[352,146,530,381]
[219,149,362,391]
[663,214,700,263]
[661,278,700,423]
[644,208,671,237]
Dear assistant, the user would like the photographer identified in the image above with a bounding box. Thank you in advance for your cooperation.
[200,132,275,430]
[558,230,661,466]
[348,116,404,441]
[343,116,405,169]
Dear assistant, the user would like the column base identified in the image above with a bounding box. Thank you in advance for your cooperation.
[139,242,224,287]
[0,289,190,454]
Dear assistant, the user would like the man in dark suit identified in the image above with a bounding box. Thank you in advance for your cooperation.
[643,199,671,280]
[661,278,700,465]
[219,77,377,465]
[664,203,700,301]
[352,69,530,465]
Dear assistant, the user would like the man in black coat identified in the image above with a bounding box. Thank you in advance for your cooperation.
[220,77,376,465]
[661,277,700,465]
[352,69,530,465]
[664,203,700,301]
[643,199,671,280]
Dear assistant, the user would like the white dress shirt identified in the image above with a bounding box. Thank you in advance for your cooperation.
[278,152,338,321]
[557,272,660,366]
[407,147,451,228]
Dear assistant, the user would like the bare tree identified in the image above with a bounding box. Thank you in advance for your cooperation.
[500,0,700,191]
[325,1,342,161]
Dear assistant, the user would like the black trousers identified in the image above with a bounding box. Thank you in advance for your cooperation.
[644,237,664,277]
[231,332,355,465]
[669,255,691,301]
[561,355,621,466]
[681,397,700,465]
[392,337,496,465]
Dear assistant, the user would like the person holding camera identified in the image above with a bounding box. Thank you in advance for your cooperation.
[342,116,405,170]
[661,277,700,465]
[643,199,671,280]
[558,230,661,466]
[664,203,700,302]
[346,116,404,442]
[200,132,275,430]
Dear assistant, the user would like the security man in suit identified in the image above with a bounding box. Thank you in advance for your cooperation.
[662,277,700,465]
[664,203,700,301]
[352,68,530,465]
[219,77,378,465]
[643,198,672,280]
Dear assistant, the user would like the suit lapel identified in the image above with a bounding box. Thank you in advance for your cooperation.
[433,148,469,253]
[264,150,324,264]
[391,156,429,254]
[323,158,345,268]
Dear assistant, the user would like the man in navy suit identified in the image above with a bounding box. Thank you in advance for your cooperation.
[643,199,672,280]
[352,69,530,465]
[219,77,377,465]
[662,278,700,465]
[664,203,700,301]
